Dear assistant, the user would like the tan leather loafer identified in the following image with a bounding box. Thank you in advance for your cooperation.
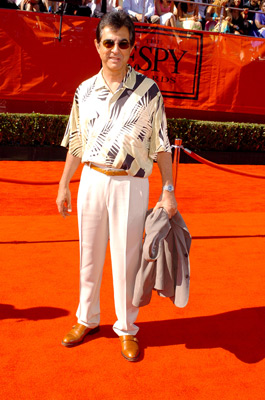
[61,323,100,347]
[119,335,140,362]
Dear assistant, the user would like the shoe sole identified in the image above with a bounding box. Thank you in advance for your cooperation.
[61,326,100,348]
[121,351,140,362]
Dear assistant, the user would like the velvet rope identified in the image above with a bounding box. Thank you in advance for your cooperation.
[0,178,80,185]
[1,148,265,184]
[182,148,265,179]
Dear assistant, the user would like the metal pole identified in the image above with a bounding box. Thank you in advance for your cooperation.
[56,0,66,41]
[219,6,224,33]
[57,12,63,41]
[172,138,182,191]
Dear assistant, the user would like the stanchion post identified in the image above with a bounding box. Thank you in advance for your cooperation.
[172,138,182,191]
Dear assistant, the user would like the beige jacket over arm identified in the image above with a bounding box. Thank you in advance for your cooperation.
[133,208,191,308]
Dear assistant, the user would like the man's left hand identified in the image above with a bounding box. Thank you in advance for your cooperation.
[153,191,178,219]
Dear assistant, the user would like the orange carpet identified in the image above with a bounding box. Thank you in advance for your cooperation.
[0,161,265,400]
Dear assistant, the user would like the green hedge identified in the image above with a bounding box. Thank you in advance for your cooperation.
[0,113,69,146]
[167,119,265,152]
[1,113,265,152]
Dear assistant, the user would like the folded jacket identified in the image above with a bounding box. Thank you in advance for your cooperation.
[133,208,191,308]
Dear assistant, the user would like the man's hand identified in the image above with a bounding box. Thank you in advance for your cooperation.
[56,185,72,218]
[153,190,178,219]
[55,152,81,218]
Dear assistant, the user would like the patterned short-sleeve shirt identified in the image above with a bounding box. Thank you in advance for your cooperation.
[61,65,171,178]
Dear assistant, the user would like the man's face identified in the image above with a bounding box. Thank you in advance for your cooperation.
[95,26,133,74]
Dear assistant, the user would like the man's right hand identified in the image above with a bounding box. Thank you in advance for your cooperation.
[55,151,81,218]
[56,185,72,218]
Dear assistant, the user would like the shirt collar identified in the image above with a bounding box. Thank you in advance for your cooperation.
[94,70,106,91]
[123,65,136,90]
[94,65,136,91]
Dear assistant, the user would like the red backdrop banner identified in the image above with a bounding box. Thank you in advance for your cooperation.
[1,9,265,118]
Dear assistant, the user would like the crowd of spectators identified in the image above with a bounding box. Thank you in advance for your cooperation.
[1,0,265,38]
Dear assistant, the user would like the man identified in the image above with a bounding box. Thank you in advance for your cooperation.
[56,10,177,362]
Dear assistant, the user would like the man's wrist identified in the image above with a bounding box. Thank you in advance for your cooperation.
[163,184,174,192]
[59,179,70,188]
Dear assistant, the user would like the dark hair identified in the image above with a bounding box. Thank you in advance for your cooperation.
[180,2,188,13]
[229,0,242,7]
[96,11,135,47]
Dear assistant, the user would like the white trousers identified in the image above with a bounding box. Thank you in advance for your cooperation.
[76,164,149,336]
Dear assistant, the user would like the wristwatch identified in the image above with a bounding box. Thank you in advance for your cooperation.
[163,184,174,192]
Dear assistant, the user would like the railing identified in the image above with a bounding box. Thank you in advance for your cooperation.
[2,138,265,186]
[176,0,264,35]
[143,0,265,37]
[14,0,265,38]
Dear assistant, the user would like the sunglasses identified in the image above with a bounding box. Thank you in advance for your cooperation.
[101,39,130,50]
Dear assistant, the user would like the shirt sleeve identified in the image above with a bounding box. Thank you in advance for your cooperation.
[255,12,261,23]
[123,0,137,17]
[145,0,155,18]
[149,90,171,161]
[61,93,83,158]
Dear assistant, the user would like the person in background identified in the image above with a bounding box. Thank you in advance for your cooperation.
[106,0,123,12]
[227,0,248,34]
[56,10,177,362]
[242,0,259,5]
[195,0,209,29]
[205,0,230,32]
[254,0,265,36]
[84,0,101,17]
[20,0,48,11]
[56,0,93,17]
[0,0,19,8]
[244,0,261,36]
[123,0,159,23]
[91,0,122,17]
[176,0,202,30]
[47,0,58,12]
[56,1,80,15]
[154,0,176,26]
